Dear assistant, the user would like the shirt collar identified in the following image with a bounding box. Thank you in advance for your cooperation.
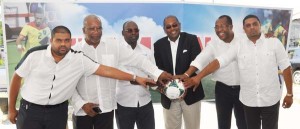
[246,34,265,44]
[46,44,72,62]
[80,39,107,50]
[168,35,180,44]
[124,43,141,50]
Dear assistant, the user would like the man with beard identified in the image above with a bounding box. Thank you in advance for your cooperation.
[71,15,172,129]
[184,14,293,129]
[176,15,247,129]
[115,21,155,129]
[16,7,51,56]
[154,15,205,129]
[8,25,155,129]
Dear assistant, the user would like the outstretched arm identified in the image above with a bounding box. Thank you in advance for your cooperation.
[174,66,198,81]
[94,64,155,87]
[184,59,220,91]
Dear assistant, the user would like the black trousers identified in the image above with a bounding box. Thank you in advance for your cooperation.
[215,81,247,129]
[115,101,155,129]
[72,110,114,129]
[243,101,280,129]
[16,99,68,129]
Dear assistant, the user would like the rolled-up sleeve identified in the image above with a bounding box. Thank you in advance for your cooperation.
[191,43,215,71]
[274,38,291,70]
[119,45,163,81]
[217,43,238,68]
[82,54,100,76]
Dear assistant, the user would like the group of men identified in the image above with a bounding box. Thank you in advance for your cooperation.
[8,13,293,129]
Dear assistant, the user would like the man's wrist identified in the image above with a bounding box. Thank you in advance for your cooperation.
[286,93,293,97]
[184,73,189,77]
[132,75,137,82]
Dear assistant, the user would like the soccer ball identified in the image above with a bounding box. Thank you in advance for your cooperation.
[164,79,185,99]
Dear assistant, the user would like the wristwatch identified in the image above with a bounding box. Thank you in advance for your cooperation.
[286,93,293,97]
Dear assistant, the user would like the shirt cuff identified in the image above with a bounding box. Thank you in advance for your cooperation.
[190,60,203,71]
[15,69,26,77]
[216,56,225,68]
[73,99,87,115]
[152,69,163,82]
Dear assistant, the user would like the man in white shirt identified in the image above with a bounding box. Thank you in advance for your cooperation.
[8,25,155,129]
[115,21,155,129]
[71,15,172,129]
[178,15,246,129]
[184,14,293,129]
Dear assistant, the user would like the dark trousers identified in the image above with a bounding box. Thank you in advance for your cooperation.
[115,101,155,129]
[72,110,114,129]
[215,81,247,129]
[16,99,68,129]
[243,101,280,129]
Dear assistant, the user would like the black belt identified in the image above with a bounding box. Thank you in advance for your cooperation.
[216,81,240,89]
[21,99,68,108]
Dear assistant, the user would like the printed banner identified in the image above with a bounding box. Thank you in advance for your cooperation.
[1,2,292,99]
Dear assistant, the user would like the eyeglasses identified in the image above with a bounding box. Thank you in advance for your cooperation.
[125,28,139,33]
[165,23,179,30]
[86,27,102,32]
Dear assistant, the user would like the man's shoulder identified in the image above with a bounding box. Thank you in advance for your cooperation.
[181,32,196,37]
[27,45,48,53]
[180,32,197,39]
[71,42,83,51]
[137,44,152,54]
[154,36,168,45]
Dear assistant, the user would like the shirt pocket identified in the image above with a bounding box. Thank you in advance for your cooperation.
[262,51,276,67]
[102,54,115,67]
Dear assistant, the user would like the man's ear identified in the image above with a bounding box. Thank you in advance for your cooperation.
[122,30,125,36]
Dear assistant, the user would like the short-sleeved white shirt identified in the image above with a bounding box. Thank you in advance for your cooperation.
[191,36,240,86]
[16,45,99,105]
[217,35,290,107]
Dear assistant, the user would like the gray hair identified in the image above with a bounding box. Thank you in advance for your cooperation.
[83,14,101,27]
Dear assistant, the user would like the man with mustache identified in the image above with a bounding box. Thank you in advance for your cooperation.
[115,21,156,129]
[154,15,205,129]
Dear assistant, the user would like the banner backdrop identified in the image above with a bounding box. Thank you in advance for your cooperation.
[1,2,292,99]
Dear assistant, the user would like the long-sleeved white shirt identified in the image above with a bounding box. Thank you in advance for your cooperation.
[71,38,162,115]
[190,36,240,85]
[217,35,290,107]
[117,44,154,107]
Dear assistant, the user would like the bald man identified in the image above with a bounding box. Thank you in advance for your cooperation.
[115,21,155,129]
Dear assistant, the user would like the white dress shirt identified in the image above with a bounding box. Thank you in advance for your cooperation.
[169,36,179,75]
[16,45,99,105]
[217,35,290,107]
[117,44,154,107]
[191,36,240,85]
[71,38,162,115]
